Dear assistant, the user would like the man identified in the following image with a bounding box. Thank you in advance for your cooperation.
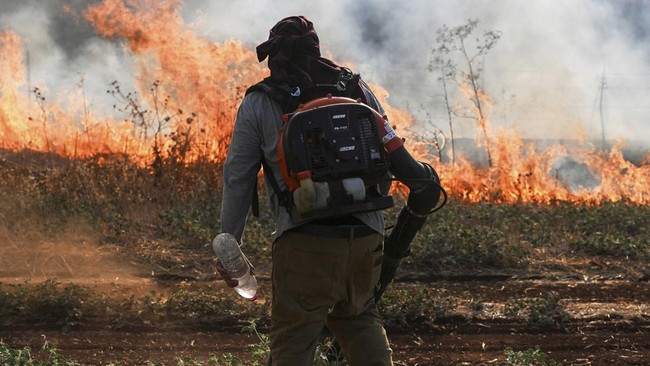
[218,16,441,366]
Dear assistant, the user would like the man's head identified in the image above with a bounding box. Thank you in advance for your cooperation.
[256,16,340,94]
[256,15,321,63]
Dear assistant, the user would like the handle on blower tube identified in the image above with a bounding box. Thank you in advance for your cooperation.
[374,204,429,303]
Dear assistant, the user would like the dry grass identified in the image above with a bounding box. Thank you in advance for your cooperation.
[1,148,648,282]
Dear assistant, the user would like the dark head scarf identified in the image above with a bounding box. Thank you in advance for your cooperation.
[256,16,341,100]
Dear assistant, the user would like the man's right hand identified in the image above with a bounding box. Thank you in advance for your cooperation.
[215,258,255,288]
[215,258,239,287]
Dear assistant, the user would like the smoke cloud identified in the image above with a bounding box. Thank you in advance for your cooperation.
[1,0,649,144]
[0,0,132,116]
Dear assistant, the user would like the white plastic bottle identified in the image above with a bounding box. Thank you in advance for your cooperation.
[212,233,258,300]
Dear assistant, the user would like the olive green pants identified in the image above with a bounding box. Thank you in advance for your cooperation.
[269,230,393,366]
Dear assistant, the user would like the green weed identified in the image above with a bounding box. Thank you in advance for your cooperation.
[503,292,570,328]
[0,342,81,366]
[569,201,650,257]
[0,280,92,332]
[496,346,570,366]
[379,287,455,327]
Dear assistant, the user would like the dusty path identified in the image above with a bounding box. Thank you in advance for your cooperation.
[1,276,648,365]
[1,238,648,365]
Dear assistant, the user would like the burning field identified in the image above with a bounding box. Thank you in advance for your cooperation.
[1,1,649,365]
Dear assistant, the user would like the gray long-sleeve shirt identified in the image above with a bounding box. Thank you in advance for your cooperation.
[220,89,385,242]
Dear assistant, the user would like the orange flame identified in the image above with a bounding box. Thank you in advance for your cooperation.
[419,75,649,205]
[83,0,266,162]
[428,123,650,205]
[1,29,150,157]
[1,32,23,144]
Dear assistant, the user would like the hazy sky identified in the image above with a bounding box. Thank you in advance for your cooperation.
[1,0,649,143]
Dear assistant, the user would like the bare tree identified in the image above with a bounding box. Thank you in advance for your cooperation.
[428,57,457,164]
[415,105,447,163]
[429,18,501,167]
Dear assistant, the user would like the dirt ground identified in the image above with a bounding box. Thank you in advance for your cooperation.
[0,238,648,365]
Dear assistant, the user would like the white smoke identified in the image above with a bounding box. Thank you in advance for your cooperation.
[185,0,650,145]
[0,0,133,117]
[2,0,649,145]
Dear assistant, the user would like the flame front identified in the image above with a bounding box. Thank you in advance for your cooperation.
[1,0,648,205]
[1,31,29,148]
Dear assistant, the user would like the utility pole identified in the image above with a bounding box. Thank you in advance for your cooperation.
[26,49,31,102]
[598,67,607,150]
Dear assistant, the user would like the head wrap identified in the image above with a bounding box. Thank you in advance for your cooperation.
[256,16,341,99]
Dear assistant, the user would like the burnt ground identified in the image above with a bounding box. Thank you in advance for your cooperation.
[0,239,648,366]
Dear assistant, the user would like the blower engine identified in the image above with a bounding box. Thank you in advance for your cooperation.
[277,95,395,222]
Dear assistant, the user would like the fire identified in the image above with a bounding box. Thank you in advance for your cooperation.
[423,78,649,205]
[83,0,266,162]
[0,31,29,148]
[2,0,265,161]
[432,125,650,205]
[1,0,648,205]
[1,29,148,157]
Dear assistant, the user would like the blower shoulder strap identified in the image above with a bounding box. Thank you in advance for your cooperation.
[246,78,301,114]
[246,68,365,113]
[251,158,292,217]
